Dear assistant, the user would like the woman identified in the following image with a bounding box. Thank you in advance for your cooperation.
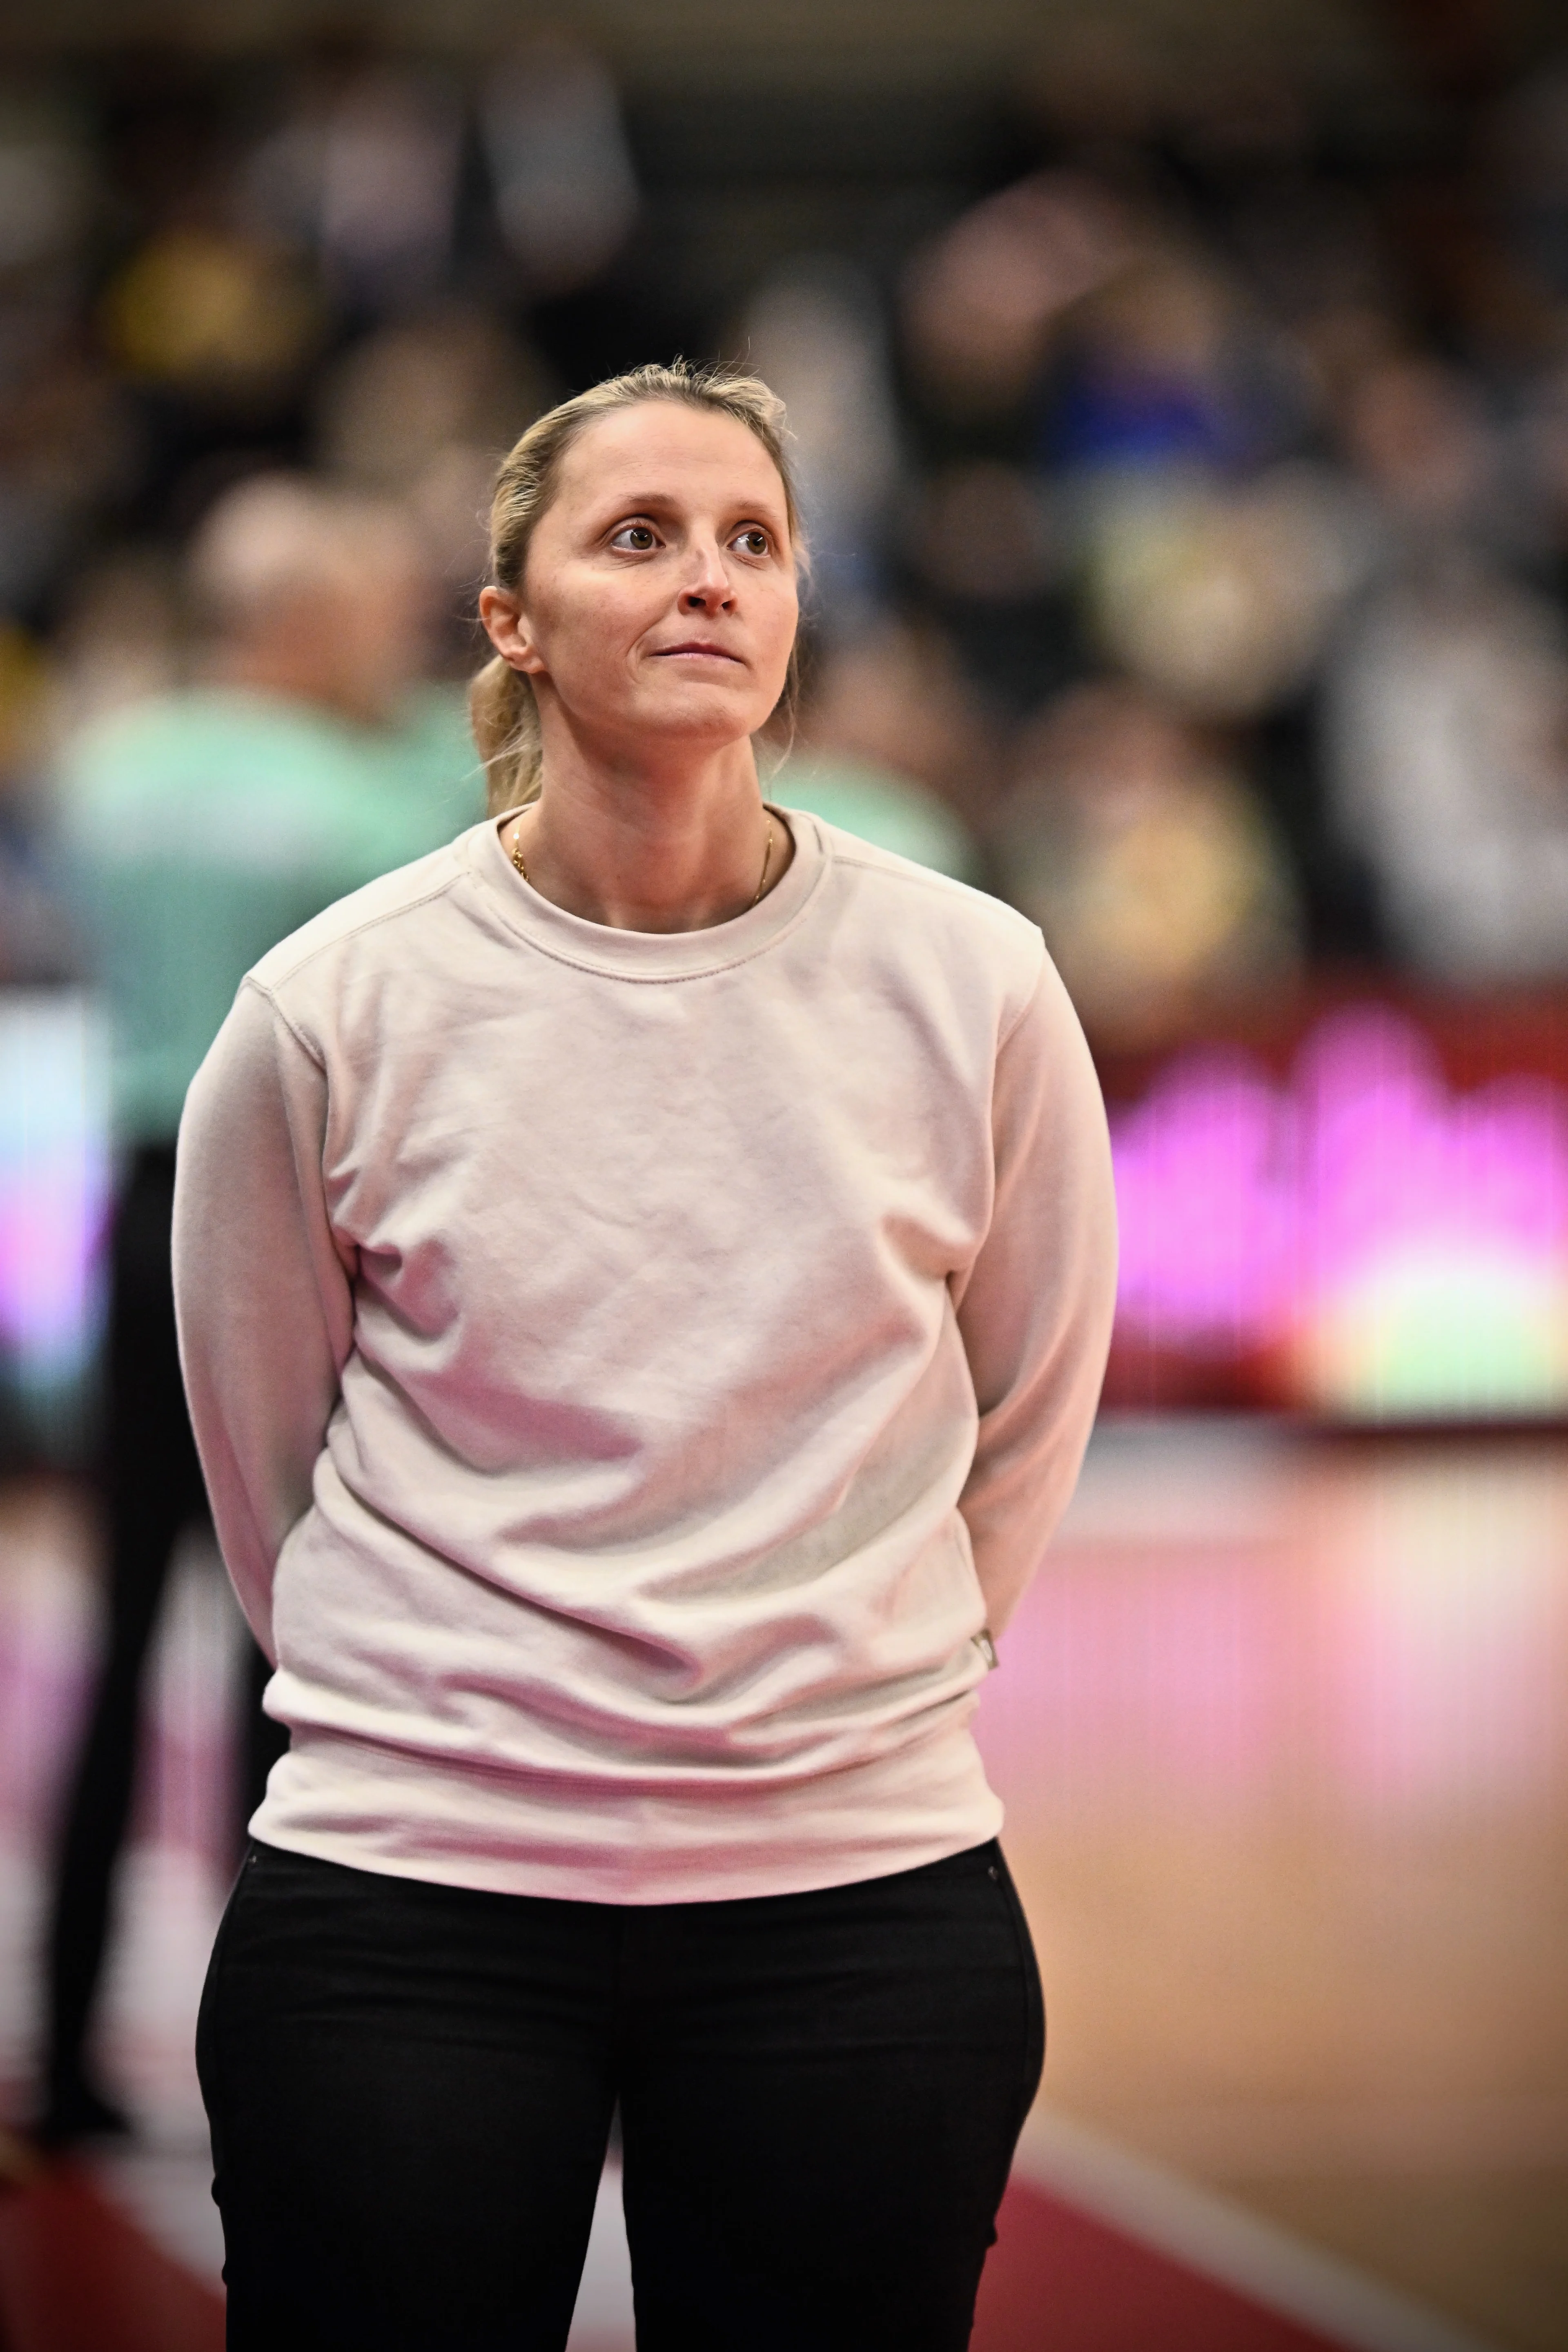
[175,362,1117,2352]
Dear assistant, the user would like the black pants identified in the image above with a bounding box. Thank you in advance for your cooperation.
[198,1837,1045,2352]
[42,1145,287,2123]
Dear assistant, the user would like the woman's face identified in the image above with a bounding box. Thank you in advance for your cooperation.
[486,401,799,762]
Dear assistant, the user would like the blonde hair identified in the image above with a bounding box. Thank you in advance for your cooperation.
[470,360,805,814]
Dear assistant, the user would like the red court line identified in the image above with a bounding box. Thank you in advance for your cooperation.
[975,2176,1348,2351]
[0,2165,223,2352]
[1,2168,1345,2352]
[0,2153,1474,2352]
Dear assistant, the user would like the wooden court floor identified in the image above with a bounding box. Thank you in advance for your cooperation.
[979,1422,1568,2352]
[0,1422,1564,2348]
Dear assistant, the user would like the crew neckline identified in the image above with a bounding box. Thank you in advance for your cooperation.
[463,803,828,980]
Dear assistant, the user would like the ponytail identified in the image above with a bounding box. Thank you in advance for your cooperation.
[469,652,543,814]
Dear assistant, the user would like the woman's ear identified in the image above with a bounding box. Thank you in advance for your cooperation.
[478,587,547,678]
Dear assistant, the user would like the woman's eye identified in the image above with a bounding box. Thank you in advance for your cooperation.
[610,523,658,551]
[731,527,771,558]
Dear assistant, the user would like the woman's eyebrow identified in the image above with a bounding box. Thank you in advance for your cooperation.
[587,487,787,523]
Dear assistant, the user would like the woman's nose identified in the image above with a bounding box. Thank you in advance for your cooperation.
[679,544,734,610]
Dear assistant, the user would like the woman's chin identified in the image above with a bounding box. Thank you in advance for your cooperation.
[628,683,774,747]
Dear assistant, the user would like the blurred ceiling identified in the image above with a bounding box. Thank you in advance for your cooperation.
[0,0,1401,86]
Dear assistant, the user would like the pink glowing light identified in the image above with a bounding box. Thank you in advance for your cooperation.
[1109,1006,1568,1407]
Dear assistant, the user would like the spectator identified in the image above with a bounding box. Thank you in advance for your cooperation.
[36,472,483,2144]
[993,679,1301,1050]
[773,621,981,880]
[741,259,901,633]
[788,617,997,835]
[1323,563,1568,982]
[773,744,979,882]
[1317,354,1568,981]
[0,623,73,985]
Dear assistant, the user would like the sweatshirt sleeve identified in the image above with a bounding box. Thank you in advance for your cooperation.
[172,979,355,1660]
[952,951,1118,1640]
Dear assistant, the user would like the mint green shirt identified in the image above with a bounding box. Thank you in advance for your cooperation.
[772,754,980,885]
[56,685,485,1142]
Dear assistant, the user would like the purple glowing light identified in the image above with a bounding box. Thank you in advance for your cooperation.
[0,993,111,1408]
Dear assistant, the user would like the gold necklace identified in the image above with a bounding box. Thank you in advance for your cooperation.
[510,817,775,907]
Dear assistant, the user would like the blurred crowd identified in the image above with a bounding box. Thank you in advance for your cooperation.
[5,26,1568,1049]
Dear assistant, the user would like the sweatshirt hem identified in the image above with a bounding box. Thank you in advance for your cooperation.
[247,1719,1004,1905]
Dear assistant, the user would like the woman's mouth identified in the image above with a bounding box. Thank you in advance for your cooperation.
[652,641,742,663]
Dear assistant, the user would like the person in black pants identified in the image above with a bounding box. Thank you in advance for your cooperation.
[36,472,479,2146]
[38,1144,288,2143]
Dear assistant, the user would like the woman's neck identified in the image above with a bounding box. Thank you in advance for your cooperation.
[502,735,793,933]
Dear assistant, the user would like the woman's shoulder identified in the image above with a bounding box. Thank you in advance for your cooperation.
[797,810,1045,1003]
[244,831,474,1002]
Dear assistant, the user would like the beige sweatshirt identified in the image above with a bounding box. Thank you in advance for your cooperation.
[174,811,1116,1902]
